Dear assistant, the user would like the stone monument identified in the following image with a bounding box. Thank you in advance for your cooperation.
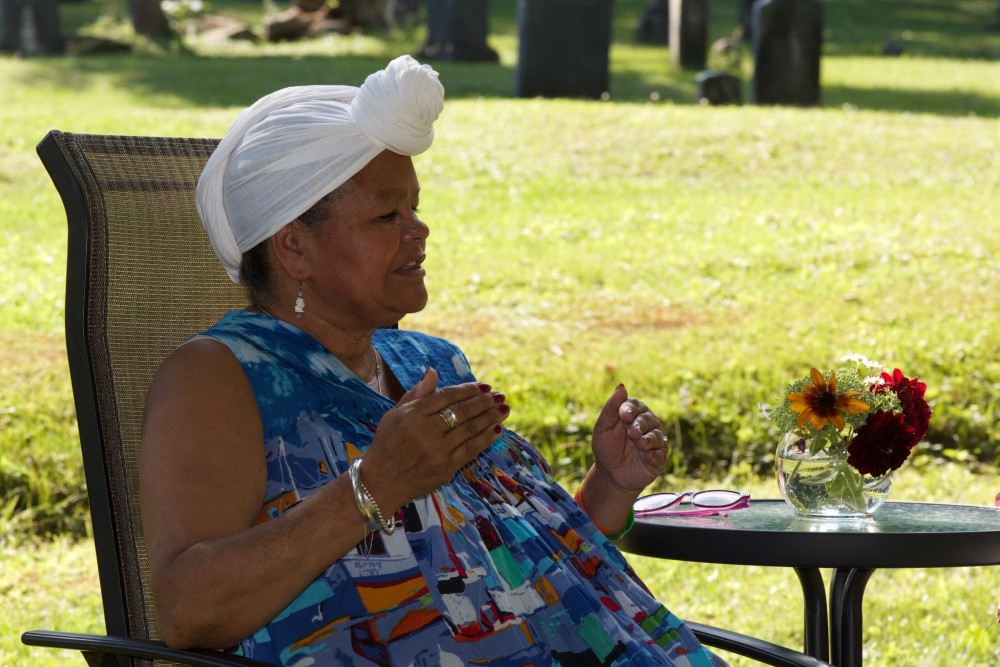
[669,0,709,71]
[515,0,614,99]
[750,0,822,106]
[417,0,499,62]
[636,0,669,45]
[0,0,63,55]
[696,70,742,105]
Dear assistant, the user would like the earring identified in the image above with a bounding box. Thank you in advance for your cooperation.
[294,280,305,319]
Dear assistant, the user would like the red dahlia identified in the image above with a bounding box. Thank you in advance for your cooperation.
[847,409,915,477]
[873,368,932,445]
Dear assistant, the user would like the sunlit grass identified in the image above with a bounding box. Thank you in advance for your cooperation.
[1,1,999,664]
[0,537,105,667]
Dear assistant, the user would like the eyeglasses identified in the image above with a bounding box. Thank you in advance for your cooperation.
[633,490,750,517]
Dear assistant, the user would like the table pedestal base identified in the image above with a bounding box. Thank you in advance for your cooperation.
[794,567,874,667]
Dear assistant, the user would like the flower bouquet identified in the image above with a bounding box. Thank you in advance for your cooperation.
[763,355,931,518]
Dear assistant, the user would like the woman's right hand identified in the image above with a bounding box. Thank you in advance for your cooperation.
[361,368,509,513]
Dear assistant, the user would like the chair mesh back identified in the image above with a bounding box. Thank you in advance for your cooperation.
[52,133,248,664]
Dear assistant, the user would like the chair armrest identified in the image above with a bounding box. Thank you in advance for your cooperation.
[21,630,274,667]
[688,622,833,667]
[24,625,831,667]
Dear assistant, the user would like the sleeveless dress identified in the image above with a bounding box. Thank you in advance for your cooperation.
[198,311,726,667]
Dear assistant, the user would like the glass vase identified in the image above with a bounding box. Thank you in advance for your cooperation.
[775,430,893,518]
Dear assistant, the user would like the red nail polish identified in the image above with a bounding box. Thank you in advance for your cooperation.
[478,383,492,392]
[498,404,510,416]
[493,424,503,434]
[492,393,506,404]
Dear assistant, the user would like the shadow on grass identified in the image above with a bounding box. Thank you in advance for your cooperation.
[12,48,997,118]
[13,0,998,116]
[823,83,1000,117]
[824,0,1000,59]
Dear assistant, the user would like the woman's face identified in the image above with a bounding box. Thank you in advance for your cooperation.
[300,150,429,328]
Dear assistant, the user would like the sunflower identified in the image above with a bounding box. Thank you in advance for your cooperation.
[786,368,870,431]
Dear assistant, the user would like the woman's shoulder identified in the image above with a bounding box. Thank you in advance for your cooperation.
[379,327,462,352]
[157,320,247,381]
[376,328,476,384]
[147,335,254,418]
[149,311,280,396]
[197,310,269,340]
[193,311,306,364]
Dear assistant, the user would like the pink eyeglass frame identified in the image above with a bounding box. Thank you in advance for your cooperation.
[633,490,751,517]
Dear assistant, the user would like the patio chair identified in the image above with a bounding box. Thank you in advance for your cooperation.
[22,130,831,667]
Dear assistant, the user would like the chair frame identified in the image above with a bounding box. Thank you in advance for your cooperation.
[23,130,830,667]
[24,131,269,667]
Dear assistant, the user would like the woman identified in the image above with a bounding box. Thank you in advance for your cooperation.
[140,56,726,667]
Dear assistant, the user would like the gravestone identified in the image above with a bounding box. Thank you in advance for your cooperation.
[515,0,614,99]
[417,0,498,62]
[0,0,63,54]
[989,0,1000,30]
[635,0,669,44]
[384,0,420,29]
[696,69,741,105]
[738,0,758,42]
[128,0,170,38]
[750,0,822,106]
[881,40,903,57]
[669,0,708,71]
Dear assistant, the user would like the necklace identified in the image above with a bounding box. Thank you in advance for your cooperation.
[255,304,277,319]
[252,305,382,394]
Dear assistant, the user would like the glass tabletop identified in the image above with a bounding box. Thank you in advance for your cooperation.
[645,499,1000,534]
[623,499,1000,568]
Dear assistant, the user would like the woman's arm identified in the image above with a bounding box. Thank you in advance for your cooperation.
[140,339,370,649]
[577,464,641,538]
[577,384,669,537]
[140,341,510,649]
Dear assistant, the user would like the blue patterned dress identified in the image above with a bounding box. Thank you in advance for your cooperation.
[197,311,726,667]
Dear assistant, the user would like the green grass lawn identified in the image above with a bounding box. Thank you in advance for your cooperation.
[1,0,999,664]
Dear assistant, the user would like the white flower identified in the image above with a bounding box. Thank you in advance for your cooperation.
[841,352,884,370]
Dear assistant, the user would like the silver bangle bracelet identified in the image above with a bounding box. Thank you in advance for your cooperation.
[349,459,396,535]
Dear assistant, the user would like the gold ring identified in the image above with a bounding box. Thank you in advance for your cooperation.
[438,407,459,431]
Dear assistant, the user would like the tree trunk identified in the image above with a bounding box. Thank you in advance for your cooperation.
[129,0,170,38]
[337,0,386,29]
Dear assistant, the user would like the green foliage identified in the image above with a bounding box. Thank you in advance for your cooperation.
[0,336,88,540]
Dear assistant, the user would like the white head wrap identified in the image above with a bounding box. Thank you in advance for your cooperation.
[197,55,445,282]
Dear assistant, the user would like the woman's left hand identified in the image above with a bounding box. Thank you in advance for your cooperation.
[591,384,668,493]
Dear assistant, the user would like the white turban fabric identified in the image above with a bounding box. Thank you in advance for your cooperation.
[197,55,445,282]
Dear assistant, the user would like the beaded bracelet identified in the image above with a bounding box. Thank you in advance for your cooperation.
[573,487,635,542]
[349,459,395,535]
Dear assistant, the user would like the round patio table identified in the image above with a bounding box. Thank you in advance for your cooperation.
[620,499,1000,667]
